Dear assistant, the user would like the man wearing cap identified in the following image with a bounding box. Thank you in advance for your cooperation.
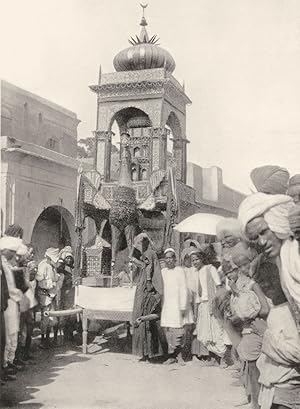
[0,237,28,378]
[36,247,62,348]
[161,248,188,365]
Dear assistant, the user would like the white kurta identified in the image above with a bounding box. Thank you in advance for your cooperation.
[1,256,23,335]
[161,266,188,328]
[196,265,227,357]
[183,267,201,325]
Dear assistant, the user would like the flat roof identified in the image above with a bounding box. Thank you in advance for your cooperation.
[1,79,79,120]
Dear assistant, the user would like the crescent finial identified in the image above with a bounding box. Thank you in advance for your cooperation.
[140,3,148,17]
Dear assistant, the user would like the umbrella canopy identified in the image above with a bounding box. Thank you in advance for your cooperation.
[174,213,225,235]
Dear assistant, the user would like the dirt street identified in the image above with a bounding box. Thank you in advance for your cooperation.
[1,332,248,409]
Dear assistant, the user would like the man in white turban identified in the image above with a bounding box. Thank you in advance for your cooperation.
[36,248,62,348]
[216,218,242,251]
[238,193,299,310]
[238,192,300,409]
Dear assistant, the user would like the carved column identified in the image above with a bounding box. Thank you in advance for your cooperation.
[150,127,169,172]
[173,138,183,181]
[181,138,189,183]
[172,137,189,182]
[94,130,113,182]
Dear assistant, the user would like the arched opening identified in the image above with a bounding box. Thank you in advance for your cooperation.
[141,168,148,180]
[133,146,141,158]
[166,112,182,139]
[131,167,138,181]
[166,112,182,169]
[110,120,121,181]
[165,124,173,164]
[31,206,74,262]
[109,107,152,182]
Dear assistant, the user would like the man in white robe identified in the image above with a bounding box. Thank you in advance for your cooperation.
[161,248,187,364]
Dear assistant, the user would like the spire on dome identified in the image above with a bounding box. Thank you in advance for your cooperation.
[129,4,160,45]
[139,3,149,43]
[114,3,175,73]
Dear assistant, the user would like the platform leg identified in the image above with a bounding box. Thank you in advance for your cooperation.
[82,314,88,354]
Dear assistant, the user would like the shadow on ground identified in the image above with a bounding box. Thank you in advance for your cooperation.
[0,341,89,409]
[86,322,132,355]
[1,322,133,408]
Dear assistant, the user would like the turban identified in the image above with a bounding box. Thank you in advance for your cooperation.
[288,174,300,198]
[238,192,295,239]
[216,218,242,240]
[183,239,201,249]
[45,247,60,263]
[180,247,193,264]
[27,261,37,271]
[289,174,300,187]
[288,204,300,237]
[0,236,23,252]
[164,247,176,256]
[59,246,73,260]
[189,244,208,258]
[250,165,290,195]
[229,242,257,267]
[16,244,28,256]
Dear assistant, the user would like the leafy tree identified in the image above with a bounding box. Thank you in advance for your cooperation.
[77,137,96,158]
[77,137,120,159]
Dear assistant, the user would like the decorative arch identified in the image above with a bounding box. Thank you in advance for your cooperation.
[164,111,187,181]
[133,146,141,158]
[30,205,75,262]
[109,107,152,133]
[131,167,138,181]
[141,168,148,180]
[166,111,182,140]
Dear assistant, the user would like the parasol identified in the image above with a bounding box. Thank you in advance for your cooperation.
[173,213,225,235]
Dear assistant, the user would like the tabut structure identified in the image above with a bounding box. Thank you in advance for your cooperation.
[77,6,245,280]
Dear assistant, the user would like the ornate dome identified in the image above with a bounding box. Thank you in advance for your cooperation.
[113,6,176,74]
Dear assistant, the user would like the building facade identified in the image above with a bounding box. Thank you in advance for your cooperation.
[0,80,80,260]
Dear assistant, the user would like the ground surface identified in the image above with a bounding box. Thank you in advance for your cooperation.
[1,329,248,409]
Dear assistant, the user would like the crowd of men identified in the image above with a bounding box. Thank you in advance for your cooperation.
[1,165,300,409]
[0,227,75,384]
[130,165,300,409]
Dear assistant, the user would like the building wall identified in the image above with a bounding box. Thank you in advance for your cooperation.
[1,80,79,158]
[1,147,77,260]
[0,81,80,261]
[186,162,245,214]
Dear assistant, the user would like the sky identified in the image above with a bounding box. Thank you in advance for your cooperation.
[1,0,300,193]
